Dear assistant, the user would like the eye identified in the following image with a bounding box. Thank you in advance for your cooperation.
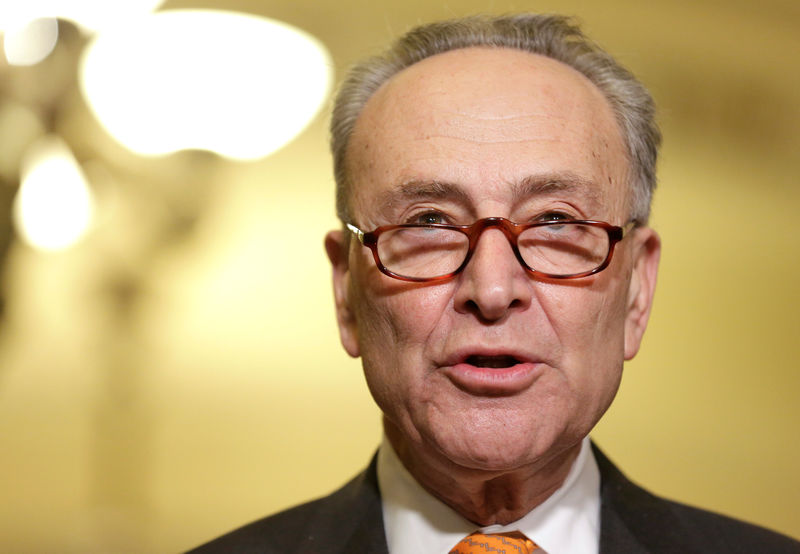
[409,211,448,225]
[536,211,572,222]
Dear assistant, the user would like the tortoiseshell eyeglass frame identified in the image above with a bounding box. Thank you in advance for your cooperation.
[346,217,636,283]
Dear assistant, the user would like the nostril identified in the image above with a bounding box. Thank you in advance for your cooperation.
[460,294,524,323]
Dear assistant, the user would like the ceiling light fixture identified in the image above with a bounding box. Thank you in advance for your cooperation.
[78,10,333,161]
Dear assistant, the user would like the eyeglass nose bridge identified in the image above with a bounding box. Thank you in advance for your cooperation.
[457,217,531,274]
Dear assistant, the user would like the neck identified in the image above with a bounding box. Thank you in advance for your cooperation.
[384,418,581,526]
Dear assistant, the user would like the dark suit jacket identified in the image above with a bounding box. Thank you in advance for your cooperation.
[188,444,800,553]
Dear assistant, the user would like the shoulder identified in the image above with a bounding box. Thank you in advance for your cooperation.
[662,499,800,552]
[593,444,800,553]
[185,456,387,554]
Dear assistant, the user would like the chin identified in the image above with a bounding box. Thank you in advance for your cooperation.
[446,443,539,473]
[424,409,573,473]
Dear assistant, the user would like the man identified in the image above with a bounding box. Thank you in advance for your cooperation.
[190,14,799,553]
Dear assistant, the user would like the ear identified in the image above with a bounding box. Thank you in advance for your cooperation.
[325,230,360,358]
[623,227,661,360]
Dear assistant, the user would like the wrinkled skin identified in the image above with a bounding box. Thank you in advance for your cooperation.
[325,47,660,524]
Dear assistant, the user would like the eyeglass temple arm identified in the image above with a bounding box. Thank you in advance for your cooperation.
[346,223,365,244]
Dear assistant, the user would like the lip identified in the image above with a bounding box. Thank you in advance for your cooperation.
[439,349,544,396]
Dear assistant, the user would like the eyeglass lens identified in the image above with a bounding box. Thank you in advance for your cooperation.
[376,223,610,279]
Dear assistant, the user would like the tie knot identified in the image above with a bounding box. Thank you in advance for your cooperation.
[448,530,539,554]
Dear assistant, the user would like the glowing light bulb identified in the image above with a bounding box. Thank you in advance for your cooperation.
[3,17,59,66]
[14,137,94,251]
[79,10,332,160]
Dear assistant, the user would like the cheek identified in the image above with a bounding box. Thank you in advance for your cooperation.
[350,272,455,399]
[353,239,453,336]
[355,283,453,349]
[537,278,628,386]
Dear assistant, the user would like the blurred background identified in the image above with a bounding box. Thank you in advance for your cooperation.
[0,0,797,552]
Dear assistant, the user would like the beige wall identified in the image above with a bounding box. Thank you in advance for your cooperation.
[0,1,797,551]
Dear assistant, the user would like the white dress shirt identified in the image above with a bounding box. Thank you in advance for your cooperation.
[377,436,600,554]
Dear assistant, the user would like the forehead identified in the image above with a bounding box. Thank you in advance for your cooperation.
[345,47,630,220]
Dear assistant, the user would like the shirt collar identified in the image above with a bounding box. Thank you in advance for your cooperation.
[377,436,600,554]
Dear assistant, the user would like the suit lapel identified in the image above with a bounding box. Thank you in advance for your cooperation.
[594,443,703,554]
[599,491,651,553]
[313,454,389,554]
[339,507,390,554]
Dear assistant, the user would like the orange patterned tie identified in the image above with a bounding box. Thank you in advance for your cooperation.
[448,530,539,553]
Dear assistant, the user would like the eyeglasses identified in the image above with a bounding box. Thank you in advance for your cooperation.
[346,217,634,282]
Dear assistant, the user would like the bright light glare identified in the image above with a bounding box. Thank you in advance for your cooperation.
[79,10,332,160]
[3,18,59,66]
[0,0,164,34]
[14,137,94,252]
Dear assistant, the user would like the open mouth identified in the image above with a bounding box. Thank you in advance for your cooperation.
[464,355,521,369]
[445,353,539,394]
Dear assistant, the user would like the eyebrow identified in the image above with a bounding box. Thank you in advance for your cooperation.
[376,179,471,214]
[376,172,601,215]
[513,172,602,206]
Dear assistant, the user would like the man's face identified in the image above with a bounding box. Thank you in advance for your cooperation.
[326,47,660,473]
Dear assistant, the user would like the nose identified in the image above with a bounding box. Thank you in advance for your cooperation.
[453,227,532,322]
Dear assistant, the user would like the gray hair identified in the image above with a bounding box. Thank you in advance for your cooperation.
[331,13,661,223]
